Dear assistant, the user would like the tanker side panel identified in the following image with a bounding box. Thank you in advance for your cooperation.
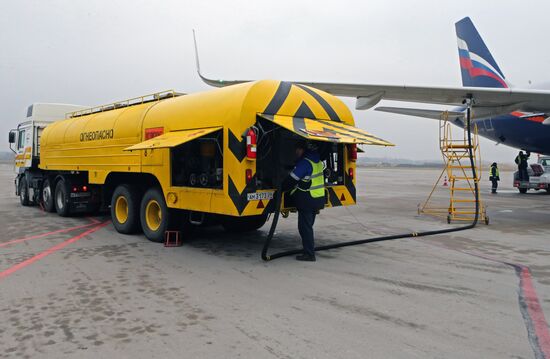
[40,103,156,183]
[139,89,253,216]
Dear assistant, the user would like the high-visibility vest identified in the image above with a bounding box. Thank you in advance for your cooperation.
[490,166,499,177]
[291,158,325,198]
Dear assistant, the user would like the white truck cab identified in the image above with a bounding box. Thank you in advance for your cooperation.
[9,103,87,202]
[513,156,550,193]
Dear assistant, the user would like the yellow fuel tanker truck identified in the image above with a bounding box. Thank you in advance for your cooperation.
[9,80,392,242]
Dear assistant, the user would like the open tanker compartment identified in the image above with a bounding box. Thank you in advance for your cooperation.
[170,129,223,189]
[255,116,346,193]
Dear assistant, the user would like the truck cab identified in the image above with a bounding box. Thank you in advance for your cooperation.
[9,103,87,203]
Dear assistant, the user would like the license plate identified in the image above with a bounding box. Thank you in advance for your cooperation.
[70,192,91,198]
[247,192,274,201]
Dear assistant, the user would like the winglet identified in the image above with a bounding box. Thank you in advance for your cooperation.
[192,29,202,78]
[192,30,248,88]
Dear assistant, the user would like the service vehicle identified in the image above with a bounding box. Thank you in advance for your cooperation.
[9,81,392,242]
[513,156,550,193]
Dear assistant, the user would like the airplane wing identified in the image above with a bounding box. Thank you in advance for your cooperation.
[374,107,464,120]
[192,31,550,116]
[199,74,550,114]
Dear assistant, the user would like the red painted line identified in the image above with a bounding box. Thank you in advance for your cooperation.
[88,217,102,224]
[0,221,109,280]
[421,240,550,358]
[519,266,550,357]
[0,222,96,248]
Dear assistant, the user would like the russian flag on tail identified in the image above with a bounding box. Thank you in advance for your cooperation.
[455,17,508,89]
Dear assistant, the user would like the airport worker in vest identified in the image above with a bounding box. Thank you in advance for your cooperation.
[489,162,500,194]
[282,141,325,262]
[515,151,530,181]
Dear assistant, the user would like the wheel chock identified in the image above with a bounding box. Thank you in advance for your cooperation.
[164,231,182,247]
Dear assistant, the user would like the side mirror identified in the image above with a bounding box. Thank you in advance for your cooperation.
[8,131,15,144]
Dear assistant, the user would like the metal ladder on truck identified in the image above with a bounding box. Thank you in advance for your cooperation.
[419,111,489,225]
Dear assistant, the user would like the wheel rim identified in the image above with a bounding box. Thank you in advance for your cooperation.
[20,183,26,200]
[43,184,51,204]
[145,199,162,231]
[56,188,64,210]
[115,196,129,224]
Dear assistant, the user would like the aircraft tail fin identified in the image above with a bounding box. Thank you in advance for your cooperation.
[455,17,509,88]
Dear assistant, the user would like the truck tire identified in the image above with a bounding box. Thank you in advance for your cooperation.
[519,188,528,194]
[41,178,56,212]
[140,188,173,243]
[54,179,71,217]
[111,185,141,234]
[19,177,30,206]
[221,214,268,233]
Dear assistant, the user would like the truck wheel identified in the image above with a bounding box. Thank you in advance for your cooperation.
[42,179,56,212]
[111,185,141,234]
[519,188,528,194]
[54,180,71,217]
[221,214,268,233]
[19,177,30,206]
[140,188,173,243]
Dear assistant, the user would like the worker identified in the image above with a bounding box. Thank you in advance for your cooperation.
[515,150,530,181]
[489,162,500,194]
[282,141,325,262]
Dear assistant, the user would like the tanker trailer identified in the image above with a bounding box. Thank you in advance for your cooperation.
[9,80,392,242]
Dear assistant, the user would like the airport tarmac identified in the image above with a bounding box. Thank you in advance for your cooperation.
[0,163,549,359]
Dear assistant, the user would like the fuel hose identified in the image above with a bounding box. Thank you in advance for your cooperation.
[262,105,479,261]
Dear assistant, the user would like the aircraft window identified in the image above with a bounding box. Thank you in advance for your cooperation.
[17,130,25,150]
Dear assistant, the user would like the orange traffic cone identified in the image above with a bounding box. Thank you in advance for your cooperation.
[443,176,448,187]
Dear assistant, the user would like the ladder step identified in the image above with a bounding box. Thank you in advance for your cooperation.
[451,211,478,214]
[443,145,474,149]
[448,165,478,169]
[451,187,474,191]
[451,199,478,203]
[450,176,478,180]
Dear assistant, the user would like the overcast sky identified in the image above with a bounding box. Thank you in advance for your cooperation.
[1,0,548,163]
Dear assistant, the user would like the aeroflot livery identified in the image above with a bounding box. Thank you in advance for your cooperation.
[196,17,550,155]
[374,17,550,155]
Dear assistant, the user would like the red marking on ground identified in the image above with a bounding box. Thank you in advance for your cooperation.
[88,217,102,224]
[0,222,96,248]
[519,265,550,357]
[422,240,550,357]
[0,221,109,280]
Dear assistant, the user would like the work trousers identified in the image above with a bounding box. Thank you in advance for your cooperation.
[491,179,498,193]
[298,210,316,257]
[519,168,529,181]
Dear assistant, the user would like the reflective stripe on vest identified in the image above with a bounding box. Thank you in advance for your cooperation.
[291,158,325,198]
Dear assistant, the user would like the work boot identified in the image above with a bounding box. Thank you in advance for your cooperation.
[296,254,316,262]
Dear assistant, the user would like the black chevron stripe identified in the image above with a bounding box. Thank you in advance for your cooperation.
[228,175,257,215]
[228,130,246,162]
[263,81,293,115]
[327,187,342,207]
[294,101,315,119]
[344,172,356,202]
[295,84,342,122]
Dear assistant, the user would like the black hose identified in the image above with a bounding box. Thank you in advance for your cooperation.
[261,187,282,261]
[261,105,479,261]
